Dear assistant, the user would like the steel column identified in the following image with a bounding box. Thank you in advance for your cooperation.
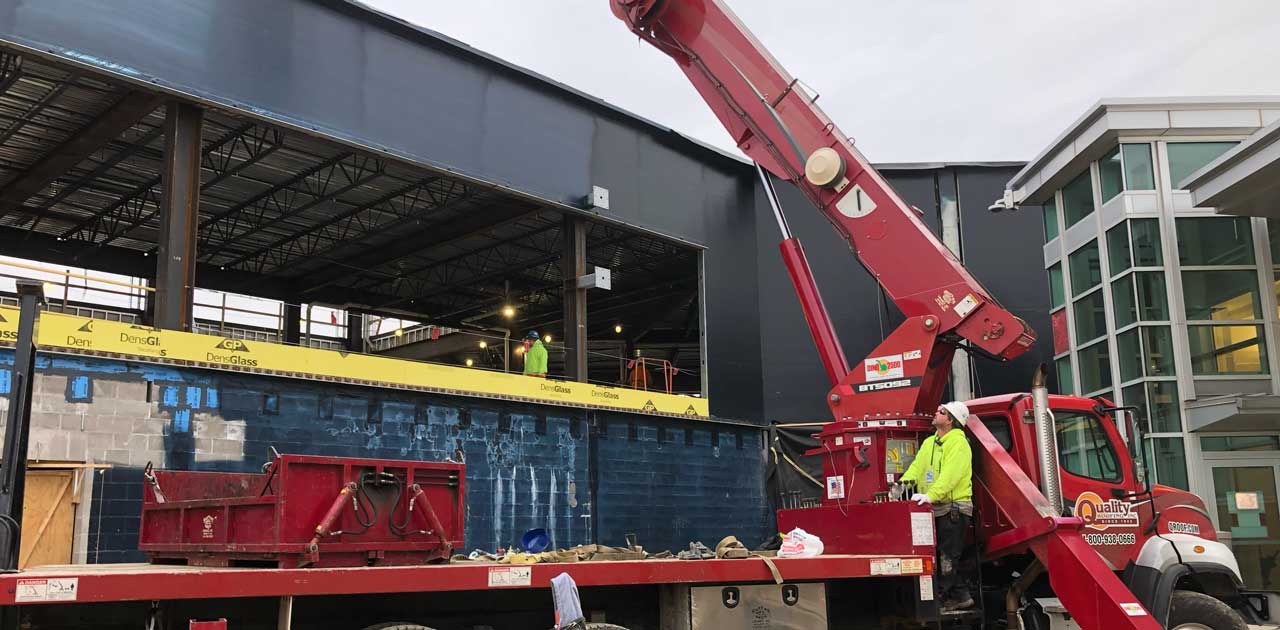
[282,303,302,345]
[277,595,293,630]
[154,102,204,331]
[346,312,365,352]
[562,216,588,382]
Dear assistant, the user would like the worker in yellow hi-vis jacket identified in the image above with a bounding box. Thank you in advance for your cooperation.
[522,330,548,378]
[900,400,974,612]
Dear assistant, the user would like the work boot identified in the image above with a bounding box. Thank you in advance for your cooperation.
[940,594,975,612]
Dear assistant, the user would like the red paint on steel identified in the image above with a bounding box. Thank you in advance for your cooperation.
[777,502,935,557]
[139,454,464,568]
[0,555,931,605]
[188,621,227,630]
[410,483,453,555]
[307,482,357,554]
[779,237,849,385]
[965,414,1160,627]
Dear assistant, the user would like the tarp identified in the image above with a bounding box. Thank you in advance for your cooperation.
[765,422,829,512]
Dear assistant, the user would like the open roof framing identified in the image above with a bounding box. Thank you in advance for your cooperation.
[0,49,703,383]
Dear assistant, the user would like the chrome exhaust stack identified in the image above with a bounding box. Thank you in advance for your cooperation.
[1032,365,1061,515]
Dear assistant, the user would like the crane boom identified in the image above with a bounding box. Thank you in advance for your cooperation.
[611,5,1166,630]
[610,0,1035,426]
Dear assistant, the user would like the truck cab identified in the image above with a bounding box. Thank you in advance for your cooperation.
[967,393,1257,627]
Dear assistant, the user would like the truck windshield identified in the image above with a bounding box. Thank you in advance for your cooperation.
[1055,410,1122,483]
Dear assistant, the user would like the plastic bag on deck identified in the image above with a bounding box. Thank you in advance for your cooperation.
[776,527,824,558]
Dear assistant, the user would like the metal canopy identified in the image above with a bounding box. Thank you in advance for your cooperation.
[1185,393,1280,433]
[0,50,702,383]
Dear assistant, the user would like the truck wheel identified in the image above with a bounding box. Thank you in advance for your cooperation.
[358,624,435,630]
[1167,590,1247,630]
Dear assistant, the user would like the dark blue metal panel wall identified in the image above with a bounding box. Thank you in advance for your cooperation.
[1,351,770,561]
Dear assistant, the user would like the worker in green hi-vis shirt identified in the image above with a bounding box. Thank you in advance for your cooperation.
[522,330,548,378]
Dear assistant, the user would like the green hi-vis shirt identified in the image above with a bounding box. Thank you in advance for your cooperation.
[523,340,548,375]
[900,428,973,505]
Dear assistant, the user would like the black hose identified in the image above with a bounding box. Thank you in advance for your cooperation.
[331,473,381,537]
[0,514,21,572]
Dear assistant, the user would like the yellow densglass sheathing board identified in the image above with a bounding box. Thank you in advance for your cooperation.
[0,307,709,418]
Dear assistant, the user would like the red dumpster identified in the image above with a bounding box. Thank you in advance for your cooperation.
[139,454,464,568]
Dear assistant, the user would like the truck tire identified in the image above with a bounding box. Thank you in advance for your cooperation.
[358,624,435,630]
[1167,590,1247,630]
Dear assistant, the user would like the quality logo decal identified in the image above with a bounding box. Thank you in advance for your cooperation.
[1074,491,1139,531]
[863,354,904,382]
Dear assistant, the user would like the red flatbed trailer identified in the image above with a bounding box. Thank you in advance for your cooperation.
[0,554,938,629]
[0,555,932,605]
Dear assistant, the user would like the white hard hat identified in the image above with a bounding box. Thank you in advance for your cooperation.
[942,401,970,427]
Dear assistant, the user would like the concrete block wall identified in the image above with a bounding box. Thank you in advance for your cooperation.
[0,350,770,563]
[595,413,770,551]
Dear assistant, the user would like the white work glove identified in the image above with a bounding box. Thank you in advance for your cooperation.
[910,493,931,506]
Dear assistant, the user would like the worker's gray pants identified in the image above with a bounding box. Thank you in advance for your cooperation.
[935,511,971,603]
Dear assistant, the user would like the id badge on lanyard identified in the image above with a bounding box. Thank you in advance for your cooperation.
[925,470,934,484]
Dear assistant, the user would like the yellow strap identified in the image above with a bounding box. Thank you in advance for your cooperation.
[781,452,823,488]
[752,553,784,584]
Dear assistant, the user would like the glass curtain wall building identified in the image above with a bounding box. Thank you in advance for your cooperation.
[1004,98,1280,589]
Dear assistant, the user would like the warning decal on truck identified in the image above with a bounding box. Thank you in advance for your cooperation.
[15,578,78,602]
[487,566,532,588]
[1120,603,1148,616]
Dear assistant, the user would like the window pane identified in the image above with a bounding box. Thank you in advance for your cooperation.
[1069,241,1102,295]
[1062,170,1095,228]
[1055,355,1074,395]
[1100,146,1124,203]
[1177,217,1254,266]
[1107,223,1130,276]
[1113,273,1136,328]
[1122,144,1155,190]
[1131,218,1162,267]
[1123,382,1148,430]
[1270,219,1280,263]
[1187,325,1267,375]
[982,416,1014,451]
[1142,327,1175,377]
[1201,436,1280,452]
[1147,381,1181,433]
[1079,341,1112,393]
[1117,330,1141,382]
[1048,264,1064,309]
[1073,291,1107,343]
[1168,141,1239,187]
[1056,410,1122,483]
[1182,270,1261,320]
[1274,275,1280,324]
[1136,272,1169,321]
[1043,197,1059,242]
[1152,437,1189,490]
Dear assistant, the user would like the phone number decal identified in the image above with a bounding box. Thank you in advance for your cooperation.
[1084,532,1137,546]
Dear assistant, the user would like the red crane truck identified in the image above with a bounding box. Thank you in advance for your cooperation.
[0,2,1267,629]
[608,0,1266,628]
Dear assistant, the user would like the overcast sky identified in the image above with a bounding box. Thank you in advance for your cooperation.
[364,1,1280,164]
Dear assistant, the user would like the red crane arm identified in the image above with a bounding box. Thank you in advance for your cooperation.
[610,0,1035,369]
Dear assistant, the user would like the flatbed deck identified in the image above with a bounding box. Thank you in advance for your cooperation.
[0,554,933,606]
